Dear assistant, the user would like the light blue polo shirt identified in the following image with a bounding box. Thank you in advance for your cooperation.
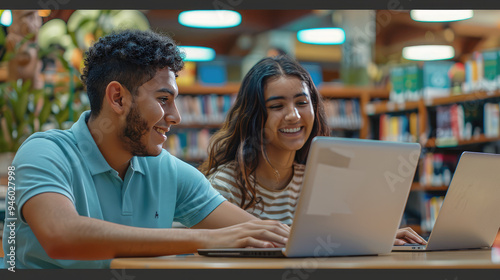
[2,111,225,269]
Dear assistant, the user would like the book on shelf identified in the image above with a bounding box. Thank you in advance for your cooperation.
[450,104,464,142]
[422,61,454,101]
[404,64,423,101]
[163,128,213,161]
[387,49,500,99]
[399,114,409,142]
[324,99,362,130]
[419,153,458,188]
[474,51,484,92]
[378,113,417,143]
[463,102,484,140]
[379,114,387,141]
[463,60,474,93]
[482,50,499,92]
[432,154,444,187]
[389,61,462,102]
[421,194,444,232]
[484,102,500,138]
[389,115,399,141]
[176,94,236,125]
[389,66,405,103]
[409,112,418,142]
[436,106,453,142]
[463,49,500,93]
[433,103,489,145]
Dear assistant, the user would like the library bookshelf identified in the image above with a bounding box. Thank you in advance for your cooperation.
[365,89,500,234]
[178,82,241,95]
[425,134,500,148]
[318,85,389,139]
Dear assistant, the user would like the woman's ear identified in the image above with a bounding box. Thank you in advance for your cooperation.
[104,81,129,114]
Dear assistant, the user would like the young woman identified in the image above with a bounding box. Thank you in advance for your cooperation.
[199,55,426,245]
[200,55,328,225]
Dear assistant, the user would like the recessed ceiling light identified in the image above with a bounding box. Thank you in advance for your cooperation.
[402,45,455,61]
[0,10,12,27]
[178,10,241,29]
[410,10,473,22]
[179,46,216,61]
[297,28,345,45]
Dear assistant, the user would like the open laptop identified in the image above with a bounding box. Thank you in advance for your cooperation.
[198,136,421,257]
[393,151,500,252]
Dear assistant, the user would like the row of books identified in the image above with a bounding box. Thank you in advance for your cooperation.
[420,194,445,233]
[462,50,500,93]
[389,64,424,103]
[163,129,212,160]
[389,61,456,103]
[323,99,362,130]
[484,102,500,138]
[419,153,459,187]
[176,94,236,125]
[390,49,500,103]
[434,102,500,144]
[378,112,419,143]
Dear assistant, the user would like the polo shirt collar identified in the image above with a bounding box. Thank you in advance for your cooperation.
[130,156,145,175]
[71,111,145,176]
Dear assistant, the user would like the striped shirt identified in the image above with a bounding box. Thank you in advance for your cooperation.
[207,161,305,225]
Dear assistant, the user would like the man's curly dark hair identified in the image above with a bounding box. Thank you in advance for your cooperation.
[81,29,185,117]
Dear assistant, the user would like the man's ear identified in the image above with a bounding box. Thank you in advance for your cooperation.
[104,81,130,114]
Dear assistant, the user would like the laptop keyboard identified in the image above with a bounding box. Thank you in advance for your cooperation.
[401,243,422,246]
[399,236,429,246]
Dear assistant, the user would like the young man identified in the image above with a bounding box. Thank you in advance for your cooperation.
[2,29,289,269]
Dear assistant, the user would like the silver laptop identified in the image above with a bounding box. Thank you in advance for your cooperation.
[393,151,500,252]
[198,136,421,257]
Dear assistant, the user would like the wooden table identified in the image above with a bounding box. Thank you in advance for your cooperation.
[111,248,500,269]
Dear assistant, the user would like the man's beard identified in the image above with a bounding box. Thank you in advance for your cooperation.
[122,103,155,156]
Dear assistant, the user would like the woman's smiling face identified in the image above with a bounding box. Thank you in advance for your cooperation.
[263,75,315,155]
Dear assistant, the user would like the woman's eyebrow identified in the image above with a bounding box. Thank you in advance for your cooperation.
[265,92,308,103]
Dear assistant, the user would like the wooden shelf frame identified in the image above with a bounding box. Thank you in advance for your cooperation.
[425,134,500,148]
[178,82,240,95]
[411,182,448,192]
[365,90,500,116]
[318,85,389,99]
[365,100,421,115]
[427,90,500,107]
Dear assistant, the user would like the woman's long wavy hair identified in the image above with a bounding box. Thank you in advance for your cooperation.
[199,55,329,210]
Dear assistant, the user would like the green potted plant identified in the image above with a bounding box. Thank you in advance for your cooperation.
[0,79,49,153]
